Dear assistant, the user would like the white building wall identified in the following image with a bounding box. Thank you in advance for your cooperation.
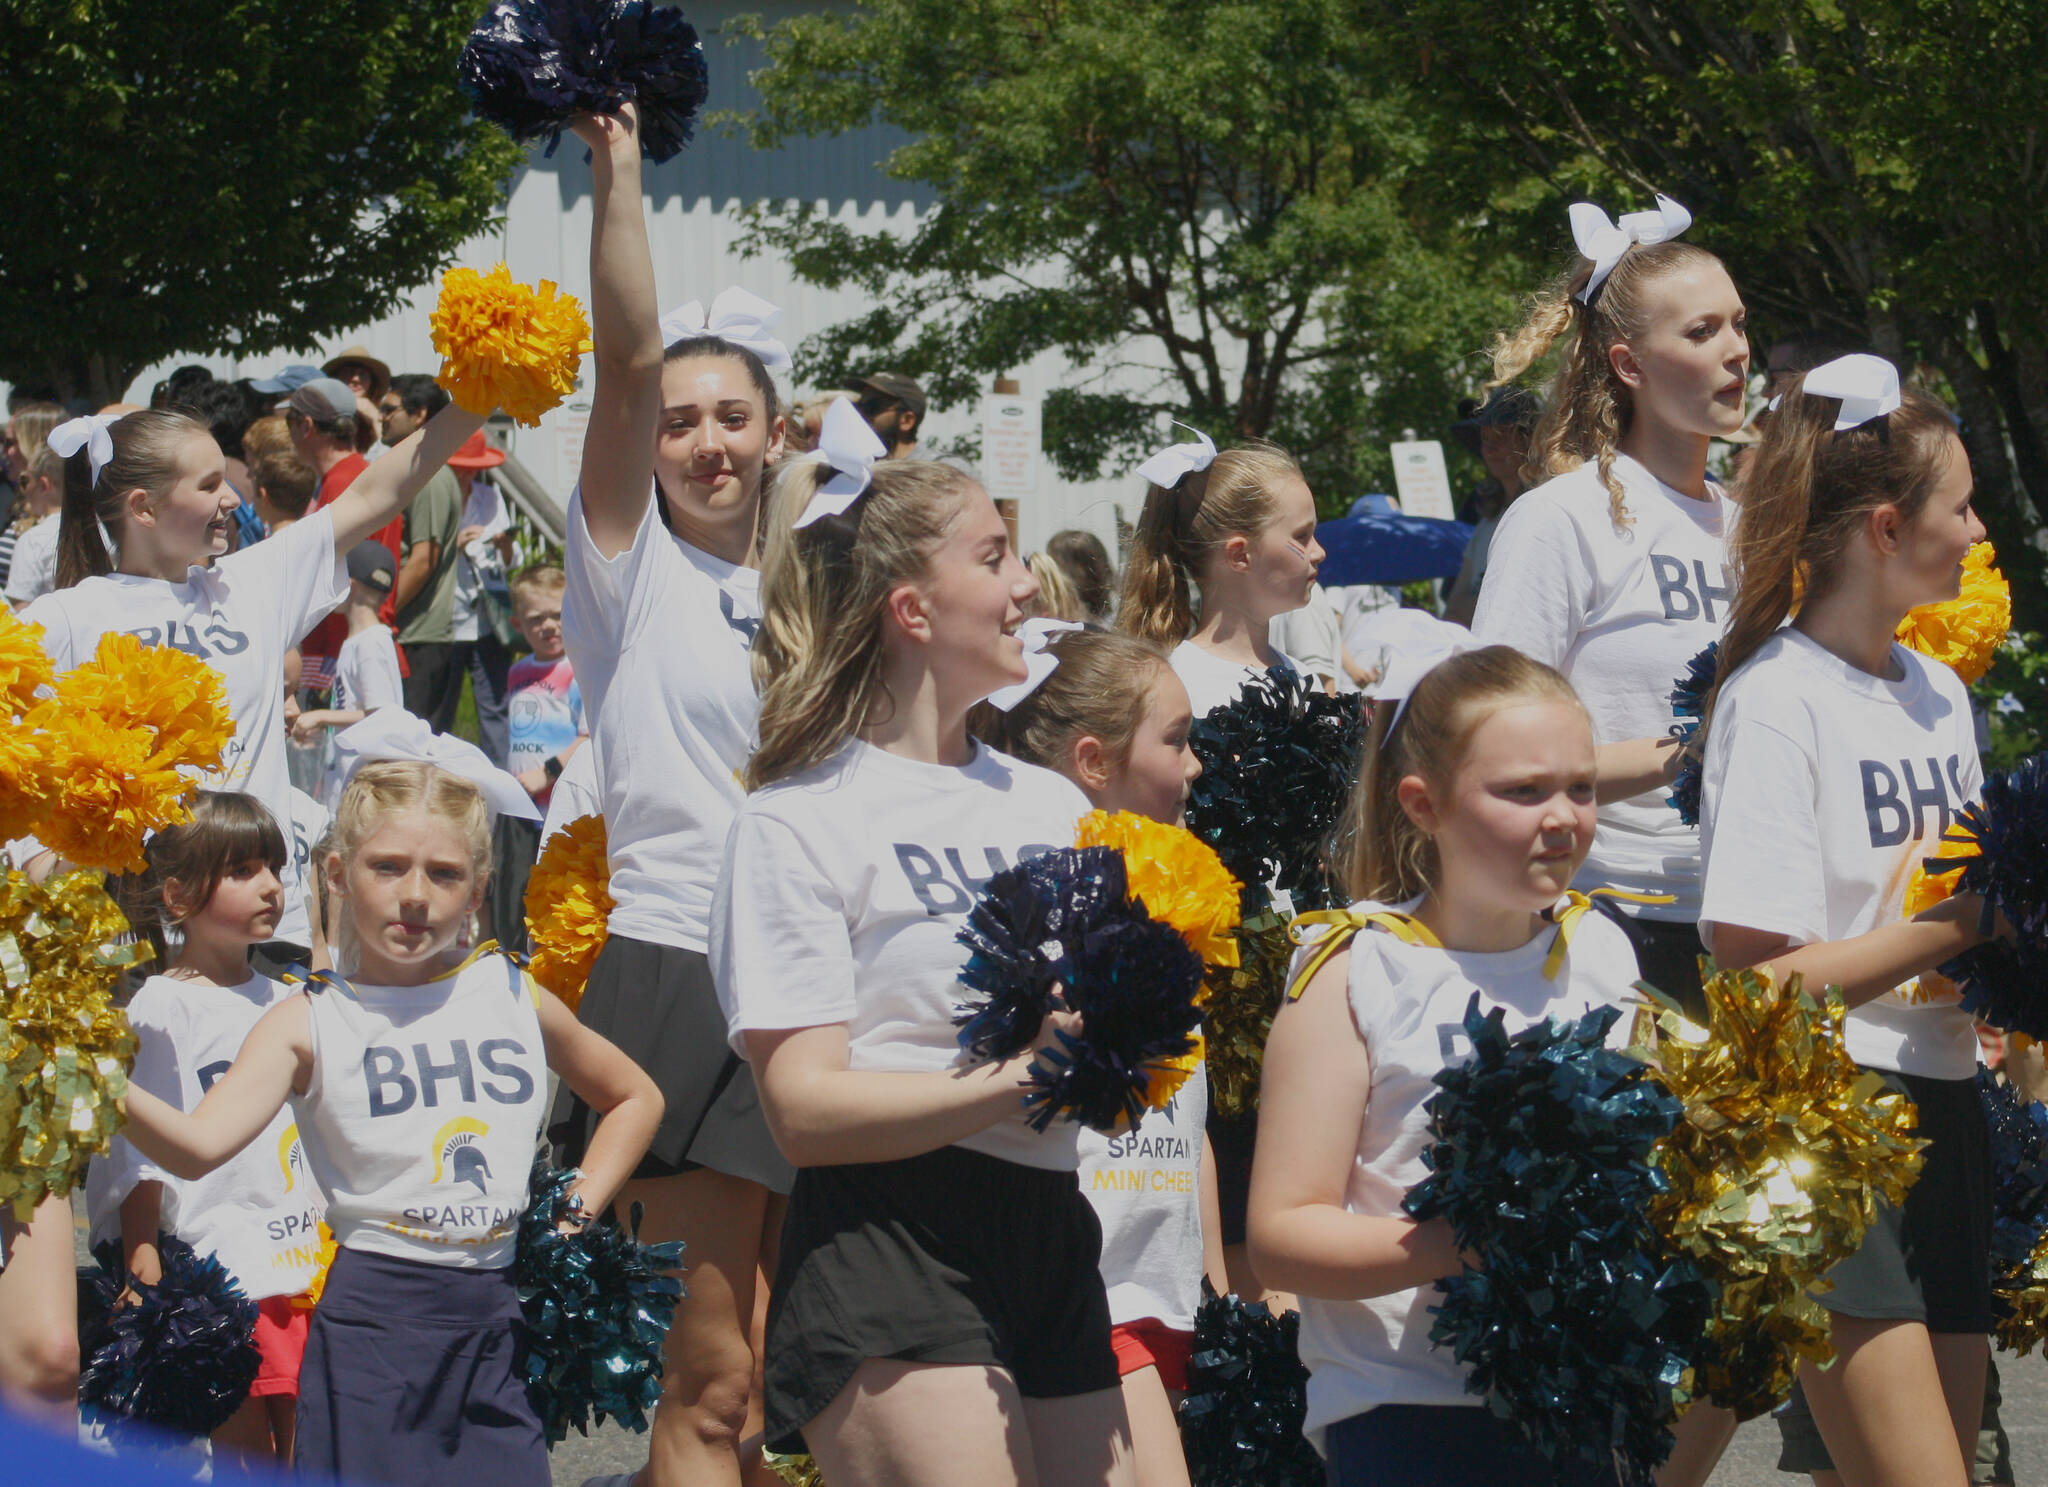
[96,1,1141,558]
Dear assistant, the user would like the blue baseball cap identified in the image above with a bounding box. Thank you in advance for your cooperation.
[249,363,324,396]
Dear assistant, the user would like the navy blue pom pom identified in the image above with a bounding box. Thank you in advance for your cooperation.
[1935,753,2048,945]
[1402,996,1709,1482]
[1184,668,1367,914]
[955,847,1205,1132]
[76,1236,259,1437]
[517,1162,688,1442]
[1981,1069,2048,1289]
[1942,939,2048,1041]
[1176,1285,1324,1487]
[460,0,711,163]
[1666,640,1717,827]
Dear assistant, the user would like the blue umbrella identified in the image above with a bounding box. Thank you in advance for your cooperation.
[1315,511,1474,585]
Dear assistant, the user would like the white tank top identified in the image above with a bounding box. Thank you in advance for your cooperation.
[1075,1061,1209,1331]
[295,949,547,1269]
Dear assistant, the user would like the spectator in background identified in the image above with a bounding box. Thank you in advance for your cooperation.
[0,405,62,588]
[385,376,468,735]
[241,412,292,472]
[1023,552,1083,621]
[1047,527,1117,623]
[169,380,267,549]
[247,363,323,405]
[248,444,316,537]
[491,564,585,952]
[290,377,401,691]
[439,430,515,765]
[3,444,66,607]
[854,371,925,458]
[323,345,391,406]
[1442,386,1540,626]
[148,363,216,411]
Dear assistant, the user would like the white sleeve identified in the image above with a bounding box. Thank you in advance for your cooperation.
[1699,716,1826,946]
[361,634,405,710]
[1469,497,1588,668]
[711,810,858,1057]
[17,590,76,670]
[218,507,348,648]
[562,489,672,700]
[2,519,57,605]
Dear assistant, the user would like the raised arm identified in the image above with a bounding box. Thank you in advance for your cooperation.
[326,403,485,554]
[571,104,664,559]
[119,997,311,1181]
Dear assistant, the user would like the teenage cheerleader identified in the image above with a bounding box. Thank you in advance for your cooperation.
[22,396,482,960]
[553,104,794,1487]
[1698,357,1996,1487]
[90,792,325,1466]
[1248,641,1690,1486]
[1116,429,1327,1299]
[710,457,1133,1487]
[1117,431,1324,717]
[972,627,1227,1487]
[1472,196,1747,1028]
[117,755,663,1487]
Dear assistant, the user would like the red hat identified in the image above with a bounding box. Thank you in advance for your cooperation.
[447,430,506,469]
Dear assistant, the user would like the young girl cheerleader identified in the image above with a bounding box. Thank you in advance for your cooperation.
[710,457,1133,1487]
[1472,196,1747,1027]
[555,103,794,1487]
[116,754,664,1487]
[1697,357,1997,1487]
[22,395,482,961]
[1117,431,1325,719]
[1245,644,1648,1486]
[973,627,1226,1487]
[91,792,325,1467]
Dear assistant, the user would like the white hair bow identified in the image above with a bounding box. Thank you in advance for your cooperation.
[330,709,542,821]
[1134,423,1218,489]
[47,413,122,487]
[1569,194,1694,303]
[984,618,1085,712]
[793,397,889,530]
[1361,612,1476,733]
[658,288,793,372]
[1798,353,1903,432]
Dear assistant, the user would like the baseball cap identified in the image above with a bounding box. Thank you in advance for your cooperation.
[249,364,324,396]
[287,378,358,423]
[855,372,927,416]
[346,541,394,594]
[1450,386,1541,457]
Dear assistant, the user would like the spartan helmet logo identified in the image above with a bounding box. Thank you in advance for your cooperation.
[277,1124,308,1193]
[431,1117,494,1194]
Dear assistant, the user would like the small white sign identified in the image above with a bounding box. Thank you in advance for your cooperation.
[980,393,1042,501]
[1389,439,1456,521]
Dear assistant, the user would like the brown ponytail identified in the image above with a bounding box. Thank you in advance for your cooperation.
[55,410,207,590]
[1488,239,1729,530]
[1115,441,1300,648]
[1699,373,1960,747]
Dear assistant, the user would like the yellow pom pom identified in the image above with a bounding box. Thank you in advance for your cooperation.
[1202,919,1294,1119]
[1139,1032,1205,1115]
[0,610,57,844]
[1904,826,1979,918]
[430,264,592,427]
[1074,809,1243,968]
[1897,541,2010,685]
[0,868,148,1221]
[525,813,613,1011]
[292,1223,338,1311]
[31,634,232,874]
[1632,964,1928,1416]
[0,608,54,718]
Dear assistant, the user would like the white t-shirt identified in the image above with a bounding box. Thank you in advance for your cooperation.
[275,786,331,950]
[1076,1061,1209,1331]
[1171,639,1302,722]
[1472,456,1732,921]
[3,511,59,605]
[1699,629,1983,1078]
[23,512,347,931]
[1327,584,1401,663]
[712,739,1093,1171]
[537,744,601,850]
[295,950,549,1268]
[87,974,325,1299]
[564,490,762,952]
[1271,590,1347,689]
[331,624,403,714]
[1293,901,1642,1448]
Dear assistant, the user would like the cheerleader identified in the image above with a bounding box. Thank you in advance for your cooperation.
[552,104,795,1487]
[1248,641,1645,1485]
[973,628,1226,1487]
[710,457,1132,1487]
[22,396,482,963]
[117,749,663,1487]
[1117,429,1324,717]
[1698,356,1996,1486]
[1472,195,1745,1029]
[91,792,326,1465]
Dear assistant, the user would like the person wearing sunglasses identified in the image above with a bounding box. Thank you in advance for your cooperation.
[853,371,925,459]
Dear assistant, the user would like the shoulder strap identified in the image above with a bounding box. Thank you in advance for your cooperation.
[1283,908,1444,1002]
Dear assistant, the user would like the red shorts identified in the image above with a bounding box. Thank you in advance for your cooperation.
[248,1295,310,1398]
[1109,1317,1195,1392]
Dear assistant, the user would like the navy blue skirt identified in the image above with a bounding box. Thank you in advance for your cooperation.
[295,1247,548,1487]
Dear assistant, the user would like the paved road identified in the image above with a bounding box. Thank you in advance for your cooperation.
[550,1347,2048,1485]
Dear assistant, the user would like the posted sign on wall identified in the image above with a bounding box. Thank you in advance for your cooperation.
[980,394,1043,501]
[1389,439,1456,521]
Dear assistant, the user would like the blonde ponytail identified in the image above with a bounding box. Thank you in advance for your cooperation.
[1115,440,1300,648]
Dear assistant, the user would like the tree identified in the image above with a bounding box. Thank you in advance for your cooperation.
[727,0,1537,501]
[1381,0,2048,626]
[0,1,522,404]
